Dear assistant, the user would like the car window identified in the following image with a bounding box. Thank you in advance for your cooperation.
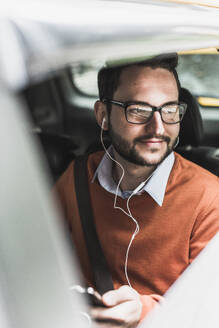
[72,65,100,97]
[72,54,219,101]
[177,54,219,99]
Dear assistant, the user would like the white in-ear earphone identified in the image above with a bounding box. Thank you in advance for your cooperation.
[101,117,106,129]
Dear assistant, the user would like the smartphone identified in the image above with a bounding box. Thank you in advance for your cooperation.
[70,285,105,307]
[86,287,105,307]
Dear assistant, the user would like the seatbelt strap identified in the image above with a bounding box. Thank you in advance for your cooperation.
[74,154,114,295]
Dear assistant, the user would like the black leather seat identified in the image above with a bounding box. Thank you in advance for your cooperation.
[36,132,78,181]
[177,88,219,176]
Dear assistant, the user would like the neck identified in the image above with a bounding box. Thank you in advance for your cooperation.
[112,148,156,191]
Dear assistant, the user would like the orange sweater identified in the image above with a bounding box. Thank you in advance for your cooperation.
[55,151,219,318]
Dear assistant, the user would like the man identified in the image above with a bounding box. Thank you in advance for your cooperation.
[55,54,219,327]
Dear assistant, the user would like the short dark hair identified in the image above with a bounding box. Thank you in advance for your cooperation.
[97,53,181,115]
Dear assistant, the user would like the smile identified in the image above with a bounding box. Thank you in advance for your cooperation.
[138,139,164,144]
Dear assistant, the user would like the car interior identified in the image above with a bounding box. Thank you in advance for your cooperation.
[2,1,219,327]
[20,53,219,183]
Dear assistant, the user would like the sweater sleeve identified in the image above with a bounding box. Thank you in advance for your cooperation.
[189,191,219,263]
[139,294,164,321]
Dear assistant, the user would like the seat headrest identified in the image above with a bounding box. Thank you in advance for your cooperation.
[36,132,78,181]
[178,87,204,147]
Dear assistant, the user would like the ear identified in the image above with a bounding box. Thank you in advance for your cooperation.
[94,100,108,130]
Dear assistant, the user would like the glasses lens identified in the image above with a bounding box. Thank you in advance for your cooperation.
[161,104,186,123]
[126,104,152,123]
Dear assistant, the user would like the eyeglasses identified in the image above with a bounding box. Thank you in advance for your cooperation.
[102,99,187,125]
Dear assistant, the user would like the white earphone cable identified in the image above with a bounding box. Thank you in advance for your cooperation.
[124,174,152,287]
[100,124,125,212]
[100,121,143,287]
[124,194,140,287]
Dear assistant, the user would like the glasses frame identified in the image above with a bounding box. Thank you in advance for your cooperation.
[102,99,187,125]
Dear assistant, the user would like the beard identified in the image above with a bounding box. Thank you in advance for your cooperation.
[108,121,177,167]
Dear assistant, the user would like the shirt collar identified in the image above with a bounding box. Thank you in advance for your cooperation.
[92,146,175,206]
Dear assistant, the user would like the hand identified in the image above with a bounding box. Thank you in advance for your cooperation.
[90,285,142,328]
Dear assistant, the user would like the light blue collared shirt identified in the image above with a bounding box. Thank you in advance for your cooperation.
[92,146,175,207]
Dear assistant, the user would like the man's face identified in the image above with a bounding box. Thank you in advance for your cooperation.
[108,66,180,167]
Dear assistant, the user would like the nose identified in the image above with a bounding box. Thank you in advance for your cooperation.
[145,111,165,135]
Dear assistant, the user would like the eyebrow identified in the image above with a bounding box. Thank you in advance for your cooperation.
[123,99,179,106]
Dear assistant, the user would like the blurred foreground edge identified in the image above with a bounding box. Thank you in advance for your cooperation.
[141,231,219,328]
[0,83,87,328]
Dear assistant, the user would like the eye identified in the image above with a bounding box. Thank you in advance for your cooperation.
[162,104,178,114]
[127,104,152,117]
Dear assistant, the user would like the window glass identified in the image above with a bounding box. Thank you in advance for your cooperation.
[177,54,219,98]
[72,54,219,100]
[72,65,99,97]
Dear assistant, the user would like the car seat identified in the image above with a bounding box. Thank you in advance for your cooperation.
[36,132,78,181]
[177,88,219,176]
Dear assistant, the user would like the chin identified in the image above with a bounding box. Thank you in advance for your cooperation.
[140,149,171,166]
[142,156,164,167]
